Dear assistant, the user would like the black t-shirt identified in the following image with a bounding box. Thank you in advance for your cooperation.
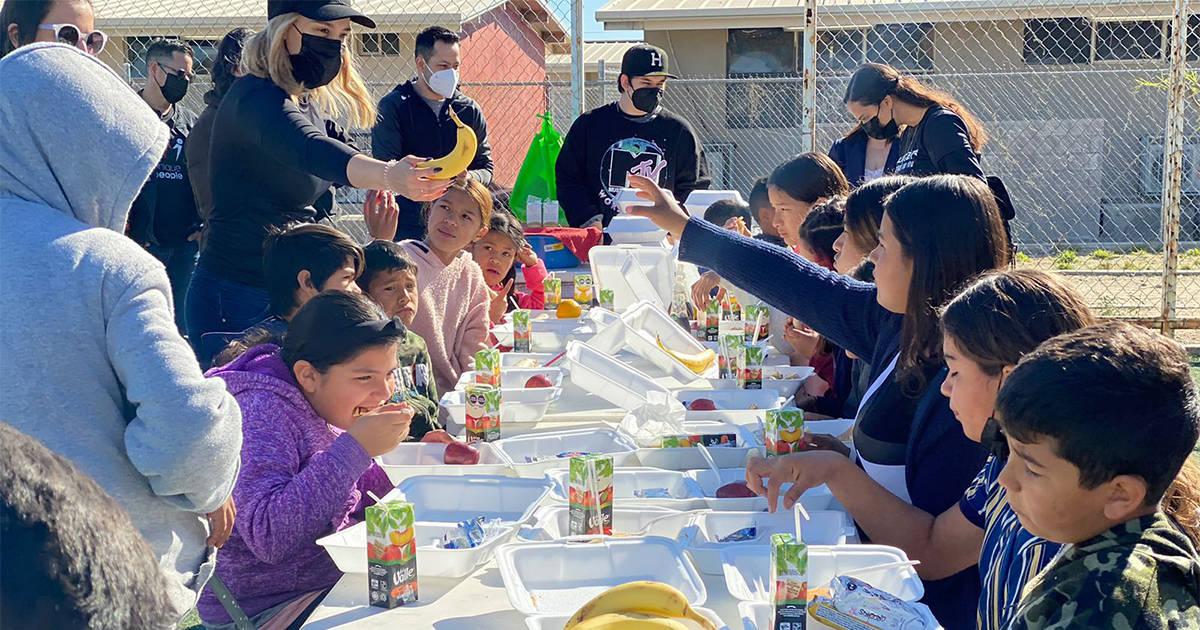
[201,75,358,287]
[127,97,200,246]
[894,105,984,179]
[555,102,711,227]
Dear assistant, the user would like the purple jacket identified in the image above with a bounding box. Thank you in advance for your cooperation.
[198,345,393,623]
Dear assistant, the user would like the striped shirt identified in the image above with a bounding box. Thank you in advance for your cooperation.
[959,455,1063,630]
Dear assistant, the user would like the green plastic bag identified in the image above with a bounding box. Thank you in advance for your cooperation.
[510,112,564,224]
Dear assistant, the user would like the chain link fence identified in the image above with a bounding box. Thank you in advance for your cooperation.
[96,0,1197,333]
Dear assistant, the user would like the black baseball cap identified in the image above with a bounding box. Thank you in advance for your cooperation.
[268,0,377,29]
[620,44,677,79]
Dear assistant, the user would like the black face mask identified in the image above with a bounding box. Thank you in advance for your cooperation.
[159,69,190,105]
[290,31,343,90]
[631,86,663,113]
[862,114,900,140]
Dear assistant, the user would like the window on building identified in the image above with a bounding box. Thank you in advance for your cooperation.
[1187,14,1198,62]
[188,39,219,75]
[360,32,403,56]
[1095,20,1163,61]
[726,28,800,129]
[866,23,933,71]
[1023,17,1091,64]
[817,29,865,74]
[125,36,158,79]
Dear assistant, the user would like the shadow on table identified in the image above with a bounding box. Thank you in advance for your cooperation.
[477,566,505,589]
[436,609,527,629]
[301,574,464,629]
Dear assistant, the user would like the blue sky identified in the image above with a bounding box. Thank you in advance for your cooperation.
[583,0,642,41]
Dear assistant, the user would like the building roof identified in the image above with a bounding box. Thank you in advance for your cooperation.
[546,40,639,72]
[595,0,1177,31]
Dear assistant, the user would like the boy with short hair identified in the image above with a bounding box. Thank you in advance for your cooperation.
[703,199,753,231]
[357,240,443,441]
[996,322,1200,629]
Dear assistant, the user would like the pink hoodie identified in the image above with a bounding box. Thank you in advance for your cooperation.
[400,240,490,396]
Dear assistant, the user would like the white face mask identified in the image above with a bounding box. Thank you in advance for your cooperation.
[423,64,459,99]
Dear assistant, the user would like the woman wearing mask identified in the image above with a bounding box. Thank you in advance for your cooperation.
[1,0,104,58]
[844,63,987,179]
[828,119,901,188]
[189,0,447,357]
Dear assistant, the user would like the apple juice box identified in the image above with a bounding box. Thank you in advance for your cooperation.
[770,533,808,630]
[598,288,615,311]
[366,500,418,608]
[704,298,721,342]
[512,309,532,353]
[765,409,805,457]
[744,304,770,342]
[464,383,501,443]
[544,276,562,309]
[568,454,613,536]
[574,273,594,307]
[742,343,766,389]
[473,348,501,387]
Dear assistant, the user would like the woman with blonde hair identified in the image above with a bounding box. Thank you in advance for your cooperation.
[188,0,448,363]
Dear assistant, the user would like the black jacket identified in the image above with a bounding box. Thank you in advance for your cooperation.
[372,80,493,238]
[127,97,200,246]
[828,128,901,188]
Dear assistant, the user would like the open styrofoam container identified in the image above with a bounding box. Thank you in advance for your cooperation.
[588,301,717,383]
[376,442,514,484]
[316,519,518,578]
[385,475,552,525]
[805,418,856,442]
[680,510,857,575]
[456,368,565,395]
[634,421,762,471]
[564,341,670,411]
[496,536,706,616]
[519,504,694,541]
[502,352,560,369]
[683,189,746,217]
[722,544,924,603]
[676,389,787,423]
[590,245,676,312]
[693,365,816,397]
[687,467,835,513]
[440,387,560,428]
[737,600,942,630]
[526,606,728,630]
[546,466,708,511]
[491,427,640,477]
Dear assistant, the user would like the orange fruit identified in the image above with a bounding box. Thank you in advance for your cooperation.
[556,299,582,319]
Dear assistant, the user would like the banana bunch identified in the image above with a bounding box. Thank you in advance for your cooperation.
[655,337,716,375]
[420,107,477,180]
[564,582,717,630]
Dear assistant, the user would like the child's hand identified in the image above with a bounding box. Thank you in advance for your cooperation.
[800,432,852,457]
[783,318,822,363]
[348,403,414,456]
[516,242,539,268]
[488,279,514,324]
[205,495,236,548]
[691,271,724,310]
[364,189,399,241]
[745,450,852,513]
[723,217,752,237]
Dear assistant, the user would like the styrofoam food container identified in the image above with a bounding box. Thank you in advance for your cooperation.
[546,466,707,511]
[564,341,670,411]
[590,245,676,312]
[526,606,727,630]
[315,519,518,578]
[376,442,513,484]
[680,510,856,575]
[519,504,694,541]
[440,387,560,427]
[722,544,924,603]
[385,475,551,525]
[676,389,787,422]
[491,427,641,477]
[606,215,669,245]
[684,189,745,215]
[806,418,856,441]
[634,421,762,471]
[738,599,943,630]
[687,467,835,512]
[589,301,716,383]
[502,352,560,369]
[693,365,815,397]
[496,536,706,615]
[456,367,565,394]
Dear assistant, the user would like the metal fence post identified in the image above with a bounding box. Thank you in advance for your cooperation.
[801,0,818,152]
[570,0,585,118]
[1159,0,1189,337]
[598,59,607,109]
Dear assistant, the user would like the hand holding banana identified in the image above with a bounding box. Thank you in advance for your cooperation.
[378,108,476,201]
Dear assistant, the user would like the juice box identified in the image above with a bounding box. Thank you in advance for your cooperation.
[765,409,805,456]
[544,276,562,309]
[568,454,613,536]
[574,274,594,306]
[661,433,738,448]
[512,309,531,353]
[719,324,746,380]
[366,500,418,608]
[744,305,770,342]
[770,533,808,630]
[743,344,766,389]
[473,349,500,387]
[704,299,721,342]
[598,288,615,311]
[464,383,501,443]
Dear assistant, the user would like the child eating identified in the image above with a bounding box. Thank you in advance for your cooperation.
[471,210,547,324]
[400,179,492,396]
[358,240,443,441]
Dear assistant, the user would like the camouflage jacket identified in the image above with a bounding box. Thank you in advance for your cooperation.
[1007,512,1200,629]
[391,330,441,440]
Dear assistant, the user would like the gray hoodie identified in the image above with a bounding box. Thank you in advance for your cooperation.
[0,44,243,619]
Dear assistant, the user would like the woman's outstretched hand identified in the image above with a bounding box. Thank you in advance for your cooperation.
[626,175,690,238]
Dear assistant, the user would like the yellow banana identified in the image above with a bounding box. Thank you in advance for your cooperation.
[655,338,716,375]
[420,107,477,180]
[564,581,716,630]
[568,612,690,630]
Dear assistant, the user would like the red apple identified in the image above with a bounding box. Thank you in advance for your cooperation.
[715,481,758,498]
[443,441,481,465]
[688,398,718,411]
[421,430,455,444]
[525,374,554,388]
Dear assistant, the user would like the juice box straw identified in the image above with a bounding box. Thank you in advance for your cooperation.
[752,308,766,345]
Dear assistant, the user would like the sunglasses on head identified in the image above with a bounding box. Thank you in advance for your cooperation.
[40,23,108,55]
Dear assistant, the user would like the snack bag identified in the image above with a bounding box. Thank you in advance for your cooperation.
[544,276,562,309]
[568,454,613,536]
[765,409,805,456]
[743,343,766,389]
[661,433,737,448]
[512,309,531,353]
[770,533,808,630]
[367,500,418,608]
[744,304,770,342]
[464,383,501,443]
[473,349,501,387]
[704,299,721,342]
[598,288,615,311]
[808,576,929,630]
[574,273,594,307]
